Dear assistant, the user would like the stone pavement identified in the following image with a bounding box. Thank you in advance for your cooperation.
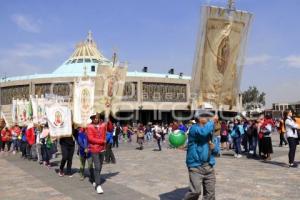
[1,133,300,200]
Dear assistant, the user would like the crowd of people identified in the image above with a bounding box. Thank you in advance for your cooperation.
[0,110,299,198]
[182,110,300,200]
[0,113,113,194]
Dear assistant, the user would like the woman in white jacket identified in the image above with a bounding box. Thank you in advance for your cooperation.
[284,110,299,168]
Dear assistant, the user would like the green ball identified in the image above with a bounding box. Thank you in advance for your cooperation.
[169,130,187,148]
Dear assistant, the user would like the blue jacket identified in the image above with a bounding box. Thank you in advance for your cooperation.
[106,131,113,144]
[179,124,188,133]
[230,124,245,138]
[186,121,219,168]
[77,131,91,158]
[21,127,27,142]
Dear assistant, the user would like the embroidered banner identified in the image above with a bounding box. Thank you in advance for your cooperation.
[191,6,252,111]
[94,65,127,116]
[73,78,95,127]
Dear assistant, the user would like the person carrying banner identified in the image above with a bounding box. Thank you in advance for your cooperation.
[183,111,219,200]
[25,123,35,159]
[87,113,106,194]
[40,123,52,167]
[58,128,76,177]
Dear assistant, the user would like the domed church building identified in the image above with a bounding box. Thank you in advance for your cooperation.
[0,31,191,125]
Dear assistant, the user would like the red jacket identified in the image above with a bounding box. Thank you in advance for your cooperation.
[107,121,114,133]
[87,122,106,153]
[26,127,35,145]
[1,129,12,142]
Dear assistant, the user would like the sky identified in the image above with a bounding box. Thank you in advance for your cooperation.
[0,0,300,107]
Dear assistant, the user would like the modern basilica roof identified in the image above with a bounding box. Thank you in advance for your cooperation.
[1,31,191,83]
[52,31,112,76]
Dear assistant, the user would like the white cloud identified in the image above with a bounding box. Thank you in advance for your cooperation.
[281,55,300,68]
[11,14,41,33]
[0,43,72,77]
[245,54,272,66]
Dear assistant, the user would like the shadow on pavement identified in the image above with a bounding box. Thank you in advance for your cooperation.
[101,172,120,184]
[220,152,234,157]
[159,187,189,200]
[261,160,288,168]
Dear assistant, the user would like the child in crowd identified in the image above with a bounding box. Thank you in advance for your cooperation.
[77,127,94,181]
[11,124,21,154]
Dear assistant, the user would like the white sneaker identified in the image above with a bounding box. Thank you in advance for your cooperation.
[93,182,96,187]
[237,154,242,158]
[234,154,238,158]
[96,185,104,194]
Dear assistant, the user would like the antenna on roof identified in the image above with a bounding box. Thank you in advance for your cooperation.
[112,52,117,68]
[227,0,236,10]
[87,30,93,43]
[112,47,119,68]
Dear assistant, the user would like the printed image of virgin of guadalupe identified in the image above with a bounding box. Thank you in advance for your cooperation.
[54,111,63,127]
[81,88,91,111]
[217,36,230,75]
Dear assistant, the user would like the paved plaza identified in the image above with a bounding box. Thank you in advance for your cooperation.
[1,133,300,200]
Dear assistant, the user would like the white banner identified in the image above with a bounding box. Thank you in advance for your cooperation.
[12,99,18,124]
[73,78,95,127]
[45,104,72,138]
[31,96,47,124]
[16,99,28,125]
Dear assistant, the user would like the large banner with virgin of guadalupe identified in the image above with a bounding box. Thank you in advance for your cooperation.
[73,79,95,127]
[31,96,47,124]
[94,65,127,117]
[16,99,33,125]
[45,104,72,138]
[191,6,252,110]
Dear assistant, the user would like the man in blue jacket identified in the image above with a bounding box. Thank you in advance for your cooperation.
[183,111,219,200]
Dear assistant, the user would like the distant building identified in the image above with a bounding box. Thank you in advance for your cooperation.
[272,101,300,116]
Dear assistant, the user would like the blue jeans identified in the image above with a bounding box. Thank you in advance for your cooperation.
[146,132,152,141]
[12,139,19,151]
[215,136,221,150]
[250,136,258,155]
[233,137,241,154]
[92,152,105,186]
